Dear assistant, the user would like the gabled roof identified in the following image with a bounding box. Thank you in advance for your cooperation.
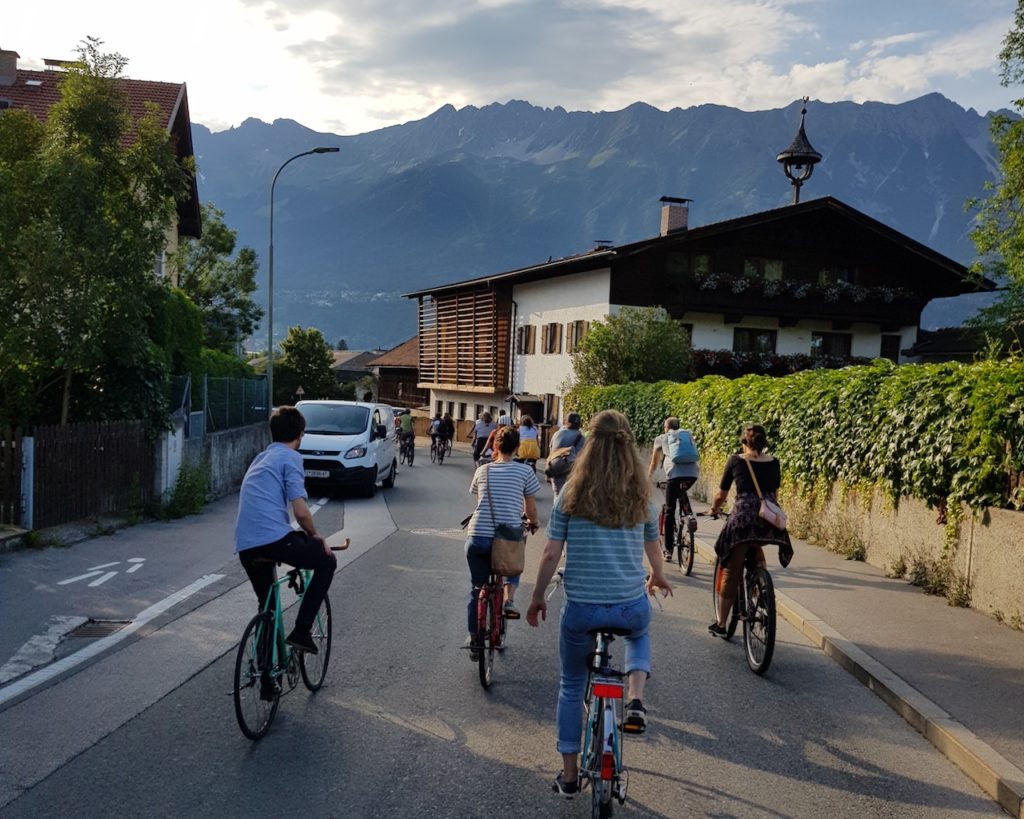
[331,349,387,372]
[0,68,201,237]
[404,196,992,299]
[367,336,419,368]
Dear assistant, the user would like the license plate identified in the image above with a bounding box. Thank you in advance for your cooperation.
[304,469,330,479]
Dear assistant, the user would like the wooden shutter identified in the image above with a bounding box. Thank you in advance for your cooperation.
[555,322,563,354]
[541,324,550,355]
[527,325,536,354]
[565,322,574,354]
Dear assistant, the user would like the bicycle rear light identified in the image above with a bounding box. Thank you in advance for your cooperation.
[592,681,623,699]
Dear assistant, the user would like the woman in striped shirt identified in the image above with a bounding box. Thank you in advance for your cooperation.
[527,409,673,797]
[466,426,541,643]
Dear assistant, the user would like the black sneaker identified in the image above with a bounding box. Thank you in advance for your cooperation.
[552,771,579,798]
[259,673,279,702]
[464,635,480,661]
[623,699,647,734]
[708,622,728,638]
[286,628,318,655]
[662,549,673,561]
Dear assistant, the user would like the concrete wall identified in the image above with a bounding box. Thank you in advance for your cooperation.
[175,422,269,501]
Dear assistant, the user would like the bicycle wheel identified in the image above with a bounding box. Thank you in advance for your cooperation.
[408,442,415,466]
[400,443,408,465]
[233,612,280,740]
[589,702,614,819]
[299,595,333,691]
[711,559,739,639]
[430,442,437,462]
[477,591,495,688]
[679,514,694,577]
[445,438,453,457]
[744,568,777,675]
[437,442,445,464]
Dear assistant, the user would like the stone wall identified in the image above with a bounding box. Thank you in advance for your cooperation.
[178,423,269,500]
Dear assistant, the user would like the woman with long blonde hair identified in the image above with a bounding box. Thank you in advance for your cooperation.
[527,409,672,798]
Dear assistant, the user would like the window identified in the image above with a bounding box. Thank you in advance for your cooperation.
[0,100,10,110]
[817,266,852,285]
[880,334,902,362]
[446,401,454,417]
[564,320,591,353]
[489,406,498,417]
[743,257,783,280]
[475,403,484,419]
[154,250,165,279]
[435,400,443,415]
[541,322,563,354]
[458,402,467,420]
[811,332,852,358]
[733,328,777,354]
[691,254,710,277]
[543,394,561,425]
[515,324,537,355]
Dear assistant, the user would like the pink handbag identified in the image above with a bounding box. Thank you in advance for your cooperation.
[744,457,788,530]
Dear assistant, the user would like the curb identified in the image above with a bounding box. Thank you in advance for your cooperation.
[691,538,1024,818]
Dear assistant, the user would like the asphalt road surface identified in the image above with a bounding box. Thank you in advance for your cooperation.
[0,445,1002,817]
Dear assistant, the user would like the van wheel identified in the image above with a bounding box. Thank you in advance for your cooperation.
[382,459,397,489]
[362,468,378,498]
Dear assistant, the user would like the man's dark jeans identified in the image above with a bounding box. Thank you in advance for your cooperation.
[239,530,337,632]
[664,476,696,552]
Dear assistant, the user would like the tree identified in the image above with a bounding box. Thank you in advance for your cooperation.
[0,37,192,427]
[173,203,263,353]
[278,326,336,403]
[336,339,349,351]
[969,2,1024,347]
[569,306,692,388]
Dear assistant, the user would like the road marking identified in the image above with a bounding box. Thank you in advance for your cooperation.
[88,562,120,571]
[0,574,225,707]
[126,563,144,574]
[0,616,89,685]
[87,572,118,587]
[127,557,145,563]
[57,570,106,586]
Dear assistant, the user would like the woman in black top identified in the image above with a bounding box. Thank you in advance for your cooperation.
[707,424,792,636]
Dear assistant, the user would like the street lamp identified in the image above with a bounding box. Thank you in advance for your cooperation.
[267,147,339,413]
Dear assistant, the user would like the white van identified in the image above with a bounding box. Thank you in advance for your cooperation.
[295,400,398,496]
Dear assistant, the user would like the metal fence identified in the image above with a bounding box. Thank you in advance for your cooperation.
[168,374,268,436]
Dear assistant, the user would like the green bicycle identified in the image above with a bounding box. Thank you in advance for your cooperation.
[233,540,348,740]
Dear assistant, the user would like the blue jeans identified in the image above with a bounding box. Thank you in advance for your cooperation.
[465,536,520,633]
[556,596,652,754]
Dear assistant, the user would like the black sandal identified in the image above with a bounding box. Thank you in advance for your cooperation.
[623,699,647,734]
[552,771,579,798]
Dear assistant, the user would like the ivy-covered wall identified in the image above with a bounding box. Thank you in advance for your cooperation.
[568,359,1024,512]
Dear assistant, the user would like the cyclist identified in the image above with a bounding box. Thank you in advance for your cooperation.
[647,417,699,562]
[481,411,512,463]
[547,412,585,498]
[429,412,443,449]
[470,412,495,465]
[708,423,792,636]
[440,412,455,450]
[516,414,541,470]
[527,409,672,797]
[466,426,541,647]
[398,408,415,460]
[234,406,344,656]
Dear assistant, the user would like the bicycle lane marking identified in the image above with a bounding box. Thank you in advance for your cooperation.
[0,574,224,708]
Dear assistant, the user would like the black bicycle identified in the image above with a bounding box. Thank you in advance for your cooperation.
[430,436,448,464]
[655,480,695,576]
[710,526,776,675]
[400,433,415,466]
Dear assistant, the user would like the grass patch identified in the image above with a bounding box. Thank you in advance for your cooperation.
[162,458,210,519]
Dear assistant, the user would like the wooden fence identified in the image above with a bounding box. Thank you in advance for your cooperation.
[33,421,154,530]
[0,426,22,527]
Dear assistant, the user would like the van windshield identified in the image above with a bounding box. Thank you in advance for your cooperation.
[300,404,370,436]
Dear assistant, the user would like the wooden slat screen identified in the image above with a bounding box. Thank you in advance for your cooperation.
[418,289,510,389]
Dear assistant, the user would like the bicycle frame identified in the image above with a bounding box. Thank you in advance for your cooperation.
[476,574,505,646]
[580,632,625,808]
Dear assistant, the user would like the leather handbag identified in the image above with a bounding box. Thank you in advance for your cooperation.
[485,465,527,576]
[744,457,788,531]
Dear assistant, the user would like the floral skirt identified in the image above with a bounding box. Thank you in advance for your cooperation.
[518,438,540,461]
[714,494,793,566]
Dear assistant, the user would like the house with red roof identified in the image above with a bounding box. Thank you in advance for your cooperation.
[0,47,201,282]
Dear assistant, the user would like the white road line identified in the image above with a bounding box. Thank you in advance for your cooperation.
[0,574,225,707]
[87,562,120,571]
[87,571,118,587]
[126,564,144,574]
[0,616,89,685]
[127,557,145,563]
[57,571,105,586]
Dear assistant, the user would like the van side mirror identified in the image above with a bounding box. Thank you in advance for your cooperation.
[376,424,388,440]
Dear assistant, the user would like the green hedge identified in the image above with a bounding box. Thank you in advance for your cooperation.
[567,359,1024,511]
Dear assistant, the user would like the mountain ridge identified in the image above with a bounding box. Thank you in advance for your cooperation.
[190,94,1002,349]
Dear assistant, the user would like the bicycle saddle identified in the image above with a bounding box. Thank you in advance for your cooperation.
[588,626,632,637]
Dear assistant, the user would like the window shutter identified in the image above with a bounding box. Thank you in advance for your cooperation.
[527,325,536,354]
[555,322,563,354]
[565,322,574,354]
[541,324,550,355]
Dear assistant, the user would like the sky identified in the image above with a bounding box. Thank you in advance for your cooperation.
[5,0,1019,135]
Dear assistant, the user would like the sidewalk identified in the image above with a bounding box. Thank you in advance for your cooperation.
[688,501,1024,818]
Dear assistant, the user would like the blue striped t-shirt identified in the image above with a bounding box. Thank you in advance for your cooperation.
[468,461,541,538]
[547,497,659,604]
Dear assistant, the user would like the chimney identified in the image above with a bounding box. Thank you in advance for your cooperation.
[0,49,19,86]
[659,196,691,236]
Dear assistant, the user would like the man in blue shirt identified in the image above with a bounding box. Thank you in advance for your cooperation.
[235,406,340,654]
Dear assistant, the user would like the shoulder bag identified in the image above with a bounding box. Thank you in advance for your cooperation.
[744,457,788,531]
[486,465,527,576]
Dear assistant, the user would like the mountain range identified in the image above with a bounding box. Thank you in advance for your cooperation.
[190,93,1004,350]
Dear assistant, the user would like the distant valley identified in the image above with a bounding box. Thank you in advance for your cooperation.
[190,93,1004,350]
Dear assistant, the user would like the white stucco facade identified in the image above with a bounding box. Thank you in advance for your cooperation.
[511,268,613,397]
[427,388,509,422]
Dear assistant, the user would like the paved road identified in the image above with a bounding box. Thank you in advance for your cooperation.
[0,446,1002,817]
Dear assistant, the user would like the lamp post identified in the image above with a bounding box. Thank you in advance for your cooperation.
[267,147,339,413]
[776,97,822,204]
